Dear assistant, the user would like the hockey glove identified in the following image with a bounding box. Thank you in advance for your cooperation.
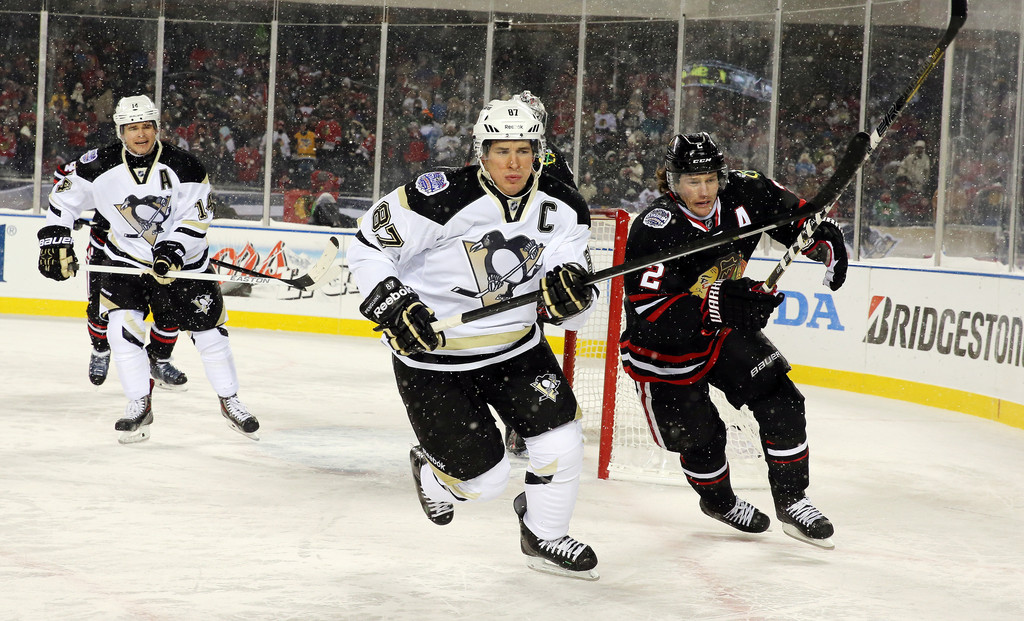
[359,276,444,356]
[38,225,79,281]
[150,241,186,285]
[701,277,784,332]
[539,263,596,322]
[801,217,848,291]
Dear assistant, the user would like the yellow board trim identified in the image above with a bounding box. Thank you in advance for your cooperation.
[3,297,1021,431]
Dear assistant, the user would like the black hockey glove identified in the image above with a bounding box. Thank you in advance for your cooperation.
[38,225,79,281]
[539,263,596,322]
[151,240,186,285]
[801,217,848,291]
[359,276,444,356]
[701,277,784,332]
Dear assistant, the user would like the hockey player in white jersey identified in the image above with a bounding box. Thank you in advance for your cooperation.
[37,95,258,443]
[348,98,600,579]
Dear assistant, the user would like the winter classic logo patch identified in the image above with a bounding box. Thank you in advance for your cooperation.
[415,171,449,196]
[643,208,672,229]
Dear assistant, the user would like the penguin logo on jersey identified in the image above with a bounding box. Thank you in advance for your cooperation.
[453,230,544,304]
[531,373,561,403]
[192,293,214,315]
[688,252,746,298]
[115,194,171,246]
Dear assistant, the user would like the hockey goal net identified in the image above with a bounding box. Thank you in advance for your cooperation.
[565,209,767,488]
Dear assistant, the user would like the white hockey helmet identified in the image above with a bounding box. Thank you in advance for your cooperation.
[472,98,545,164]
[113,95,160,136]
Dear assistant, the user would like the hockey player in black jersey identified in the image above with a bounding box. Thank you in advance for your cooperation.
[619,132,847,549]
[38,95,258,443]
[348,98,600,579]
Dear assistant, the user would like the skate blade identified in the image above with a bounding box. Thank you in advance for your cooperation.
[118,425,151,445]
[226,420,260,441]
[524,557,600,581]
[781,523,835,550]
[154,380,188,392]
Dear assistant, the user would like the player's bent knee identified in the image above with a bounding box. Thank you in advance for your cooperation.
[192,327,231,359]
[525,420,584,481]
[107,309,147,351]
[450,454,512,502]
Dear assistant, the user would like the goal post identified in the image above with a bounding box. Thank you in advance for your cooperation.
[564,209,767,488]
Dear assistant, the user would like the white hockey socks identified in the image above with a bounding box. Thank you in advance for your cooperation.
[107,309,151,399]
[192,327,238,397]
[522,420,584,541]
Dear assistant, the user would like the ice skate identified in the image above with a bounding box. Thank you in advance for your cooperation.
[219,394,259,440]
[150,356,188,391]
[504,426,527,457]
[776,496,835,549]
[89,349,110,386]
[514,492,599,580]
[700,497,771,534]
[115,391,153,444]
[409,446,454,525]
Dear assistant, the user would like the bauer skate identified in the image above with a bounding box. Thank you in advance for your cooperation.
[150,356,188,391]
[219,394,260,440]
[700,497,771,534]
[89,349,110,386]
[115,387,153,445]
[514,492,598,581]
[776,496,835,549]
[409,446,454,525]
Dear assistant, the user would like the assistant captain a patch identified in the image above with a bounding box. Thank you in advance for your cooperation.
[415,171,449,196]
[643,208,672,229]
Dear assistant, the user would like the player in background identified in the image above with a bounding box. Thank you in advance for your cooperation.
[618,132,847,549]
[348,98,600,579]
[37,95,258,443]
[77,210,188,390]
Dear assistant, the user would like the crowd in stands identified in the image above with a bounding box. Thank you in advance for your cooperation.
[0,12,1016,235]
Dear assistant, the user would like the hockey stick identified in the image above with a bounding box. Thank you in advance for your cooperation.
[81,236,341,291]
[762,0,967,291]
[429,0,967,333]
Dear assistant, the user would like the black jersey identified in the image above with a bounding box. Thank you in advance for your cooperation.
[619,169,807,384]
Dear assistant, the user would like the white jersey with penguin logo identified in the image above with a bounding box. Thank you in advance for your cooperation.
[46,141,212,271]
[348,166,594,371]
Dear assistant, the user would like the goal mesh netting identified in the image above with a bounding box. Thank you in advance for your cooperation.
[565,209,767,488]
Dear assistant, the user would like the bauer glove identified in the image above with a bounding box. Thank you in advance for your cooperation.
[37,225,79,281]
[539,263,596,322]
[150,240,185,285]
[701,277,784,332]
[359,276,444,356]
[801,217,848,291]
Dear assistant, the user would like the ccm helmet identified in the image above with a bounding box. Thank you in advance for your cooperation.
[113,95,160,136]
[472,98,546,165]
[665,132,728,189]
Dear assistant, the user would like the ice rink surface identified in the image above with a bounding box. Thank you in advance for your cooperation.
[2,314,1024,621]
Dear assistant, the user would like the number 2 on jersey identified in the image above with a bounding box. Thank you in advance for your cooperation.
[640,263,665,290]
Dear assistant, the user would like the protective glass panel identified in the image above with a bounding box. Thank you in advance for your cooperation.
[581,16,677,213]
[0,9,40,210]
[274,2,383,228]
[381,8,487,195]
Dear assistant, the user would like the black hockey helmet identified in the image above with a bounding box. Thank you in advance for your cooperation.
[665,132,728,187]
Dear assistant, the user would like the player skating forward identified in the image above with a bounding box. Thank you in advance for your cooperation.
[348,98,600,579]
[37,95,258,443]
[619,132,847,549]
[78,210,188,390]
